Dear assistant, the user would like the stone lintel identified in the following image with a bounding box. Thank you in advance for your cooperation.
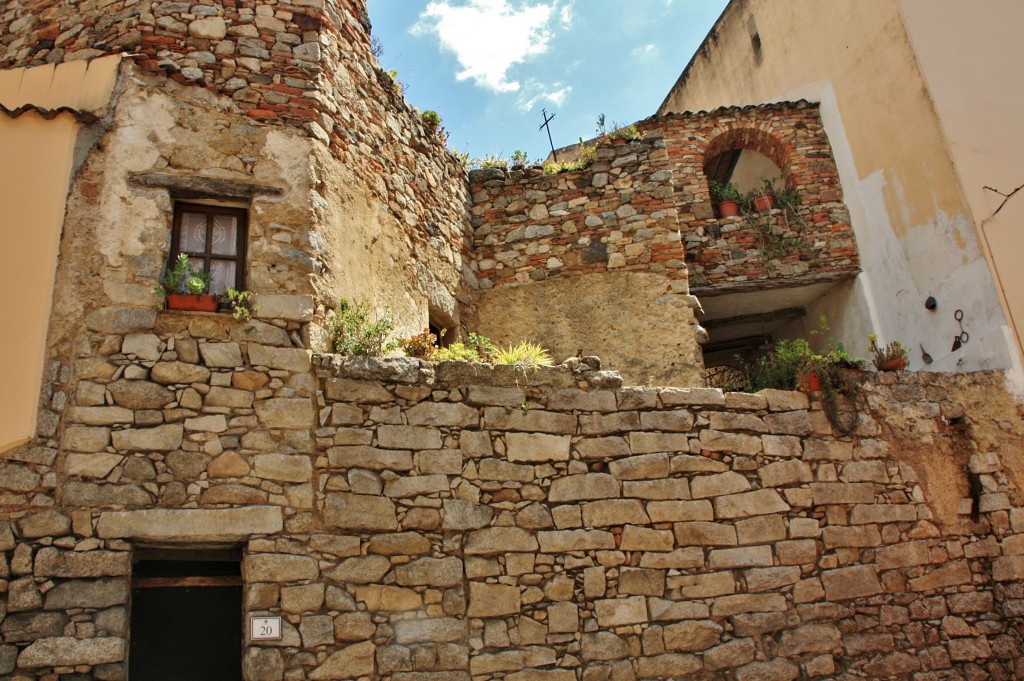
[96,506,283,541]
[128,172,285,200]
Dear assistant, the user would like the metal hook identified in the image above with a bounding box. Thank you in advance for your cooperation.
[952,309,969,352]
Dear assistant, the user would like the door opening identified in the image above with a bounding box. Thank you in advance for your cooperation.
[129,548,242,681]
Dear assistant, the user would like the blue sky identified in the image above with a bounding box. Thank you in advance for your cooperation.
[366,0,729,163]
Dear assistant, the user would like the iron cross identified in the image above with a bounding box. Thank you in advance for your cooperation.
[539,108,558,162]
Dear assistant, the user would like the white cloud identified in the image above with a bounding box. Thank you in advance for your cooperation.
[412,0,564,93]
[630,43,659,60]
[518,83,571,111]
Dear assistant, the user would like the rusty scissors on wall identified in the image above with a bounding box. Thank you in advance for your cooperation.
[951,309,969,352]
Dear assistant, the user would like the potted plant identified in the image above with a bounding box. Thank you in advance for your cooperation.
[868,333,909,371]
[748,176,779,213]
[221,288,257,321]
[710,180,743,218]
[158,254,218,312]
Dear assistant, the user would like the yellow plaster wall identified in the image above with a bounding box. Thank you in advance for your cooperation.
[0,56,120,453]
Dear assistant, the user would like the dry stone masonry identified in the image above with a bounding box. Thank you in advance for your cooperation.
[1,309,1022,679]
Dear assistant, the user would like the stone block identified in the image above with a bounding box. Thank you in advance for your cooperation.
[325,554,390,585]
[246,553,319,582]
[759,459,812,487]
[478,457,534,482]
[69,406,134,426]
[18,637,124,668]
[406,402,479,427]
[660,387,724,406]
[691,471,750,498]
[876,541,932,570]
[548,389,617,412]
[735,658,799,681]
[107,379,175,409]
[648,499,713,522]
[184,414,228,433]
[620,525,674,552]
[466,527,538,554]
[548,601,579,633]
[672,571,736,598]
[205,386,255,408]
[326,378,393,403]
[575,436,630,459]
[622,478,689,500]
[394,557,463,587]
[640,547,704,569]
[618,567,665,596]
[822,565,882,601]
[112,424,184,452]
[608,452,671,479]
[704,638,756,671]
[44,578,127,609]
[579,411,641,435]
[485,408,577,433]
[778,622,842,657]
[674,521,736,546]
[356,584,423,611]
[442,499,494,530]
[709,412,768,432]
[594,595,648,626]
[538,529,616,552]
[198,342,243,368]
[745,566,801,592]
[548,473,620,501]
[582,499,650,526]
[810,482,876,505]
[908,560,972,591]
[663,619,723,651]
[803,439,853,461]
[281,583,325,613]
[822,525,881,548]
[34,548,129,577]
[64,426,112,453]
[993,555,1024,582]
[255,397,314,428]
[639,409,695,432]
[467,582,520,617]
[328,446,413,471]
[714,489,790,518]
[254,293,314,321]
[712,593,787,617]
[629,431,690,454]
[736,515,787,545]
[848,503,918,524]
[0,462,41,491]
[763,410,812,435]
[376,425,442,450]
[309,641,375,680]
[763,434,803,458]
[324,493,398,531]
[384,474,449,498]
[776,539,818,565]
[759,389,809,411]
[708,546,773,569]
[506,432,571,461]
[254,453,312,483]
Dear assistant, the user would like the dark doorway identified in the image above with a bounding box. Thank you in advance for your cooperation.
[129,549,242,681]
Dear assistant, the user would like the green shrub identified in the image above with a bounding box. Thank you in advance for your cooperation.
[492,341,553,368]
[326,299,398,356]
[400,328,438,359]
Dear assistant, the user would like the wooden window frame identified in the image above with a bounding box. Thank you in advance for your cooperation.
[170,202,249,293]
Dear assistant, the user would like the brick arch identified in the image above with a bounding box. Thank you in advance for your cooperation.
[702,124,794,188]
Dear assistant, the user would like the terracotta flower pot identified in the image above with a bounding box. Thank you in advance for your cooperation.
[166,293,218,312]
[717,200,740,218]
[798,371,822,392]
[753,193,775,213]
[877,357,908,372]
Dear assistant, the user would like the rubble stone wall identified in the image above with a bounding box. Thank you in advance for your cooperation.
[1,310,1021,680]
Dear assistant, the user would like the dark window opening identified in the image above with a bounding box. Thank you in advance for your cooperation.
[130,549,242,681]
[171,203,248,295]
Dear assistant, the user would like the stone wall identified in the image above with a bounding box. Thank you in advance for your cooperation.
[1,308,1021,679]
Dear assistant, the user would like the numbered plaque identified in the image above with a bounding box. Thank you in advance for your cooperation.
[250,615,282,641]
